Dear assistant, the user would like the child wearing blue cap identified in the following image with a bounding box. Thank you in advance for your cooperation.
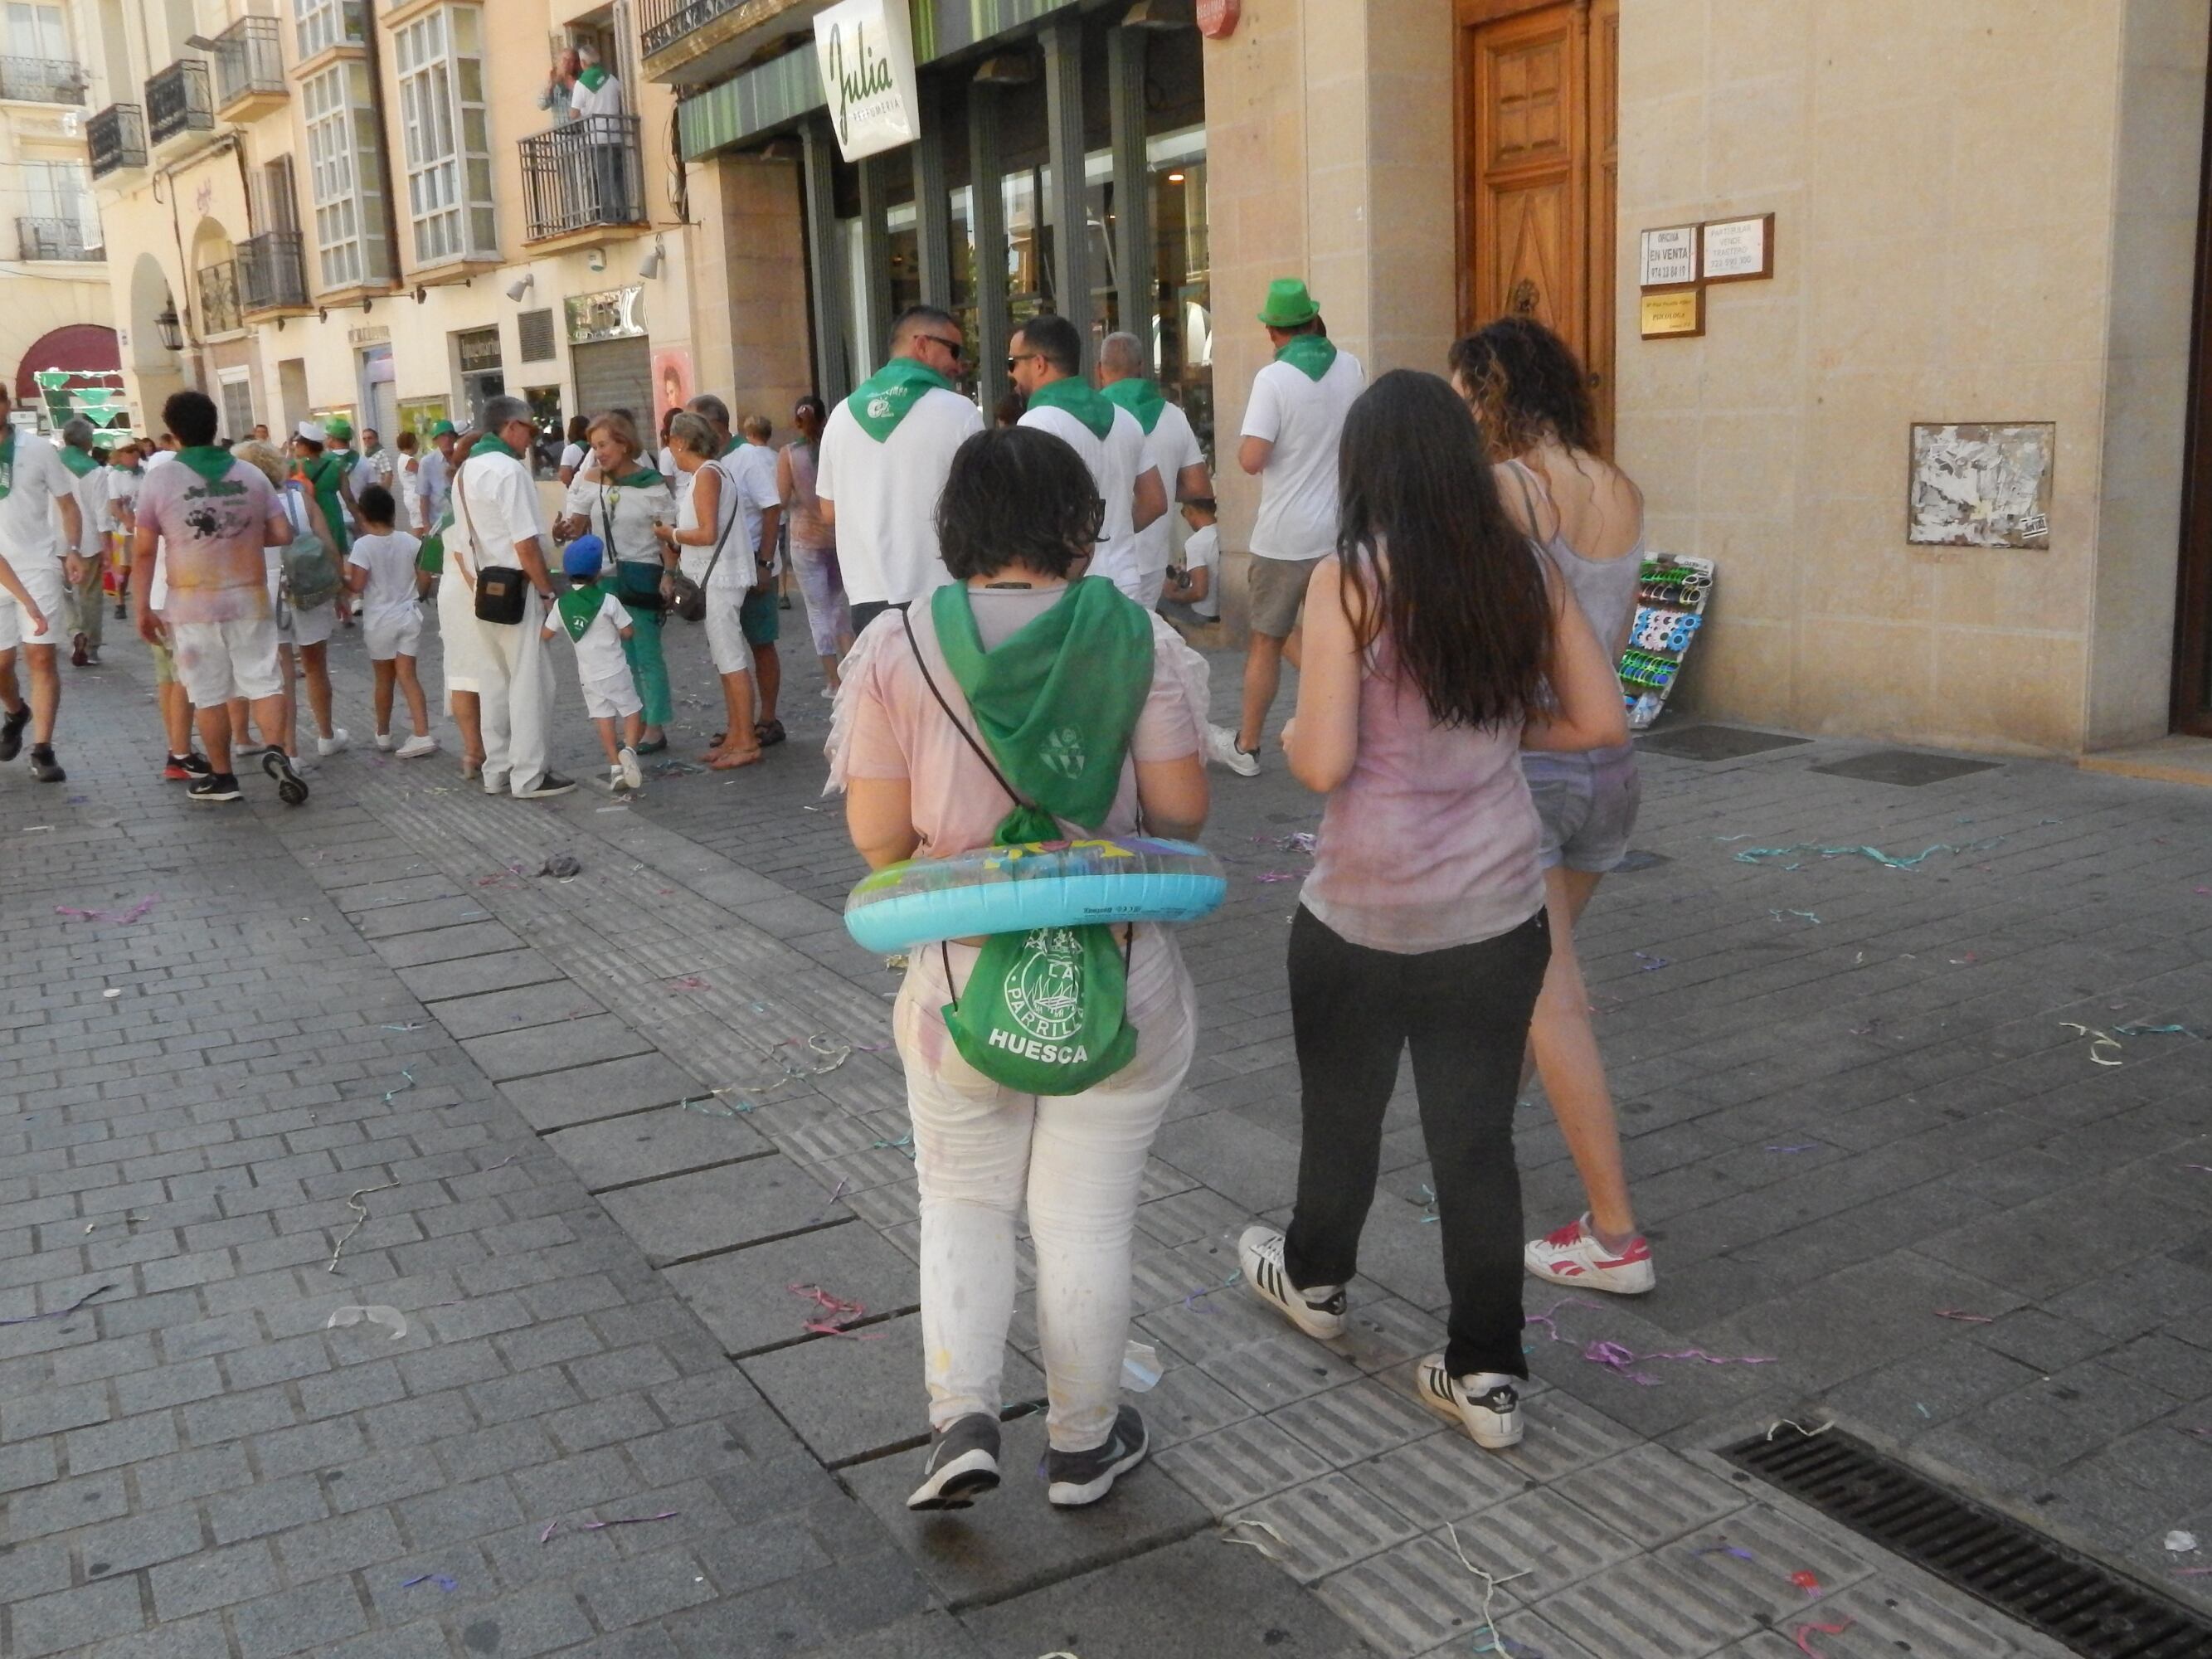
[542,535,644,791]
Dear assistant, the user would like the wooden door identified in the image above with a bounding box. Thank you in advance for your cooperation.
[1459,0,1618,450]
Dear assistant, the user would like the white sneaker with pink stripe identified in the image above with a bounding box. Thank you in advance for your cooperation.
[1524,1214,1655,1295]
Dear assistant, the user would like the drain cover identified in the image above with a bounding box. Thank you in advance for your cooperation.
[1726,1426,2212,1658]
[1636,724,1811,761]
[1810,749,2003,786]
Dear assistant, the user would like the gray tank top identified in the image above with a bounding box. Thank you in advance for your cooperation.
[1504,457,1645,664]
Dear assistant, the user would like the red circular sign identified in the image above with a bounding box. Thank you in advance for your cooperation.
[1197,0,1240,40]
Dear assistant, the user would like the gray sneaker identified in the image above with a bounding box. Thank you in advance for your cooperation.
[907,1412,1000,1511]
[1046,1404,1148,1508]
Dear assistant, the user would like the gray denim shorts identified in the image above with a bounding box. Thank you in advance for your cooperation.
[1247,554,1322,639]
[1522,744,1641,873]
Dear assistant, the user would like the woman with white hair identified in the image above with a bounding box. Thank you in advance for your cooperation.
[230,438,348,771]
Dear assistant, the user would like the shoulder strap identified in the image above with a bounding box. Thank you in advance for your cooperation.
[449,463,479,592]
[1505,459,1551,544]
[696,464,739,586]
[901,605,1026,810]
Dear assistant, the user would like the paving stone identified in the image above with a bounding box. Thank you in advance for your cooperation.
[11,1575,148,1657]
[1228,1471,1422,1583]
[396,947,568,1003]
[461,1014,654,1082]
[1314,1532,1532,1659]
[600,1156,845,1266]
[227,1577,371,1659]
[1548,1443,1748,1545]
[664,1220,916,1354]
[500,1053,702,1131]
[1155,1412,1335,1515]
[545,1104,771,1193]
[1530,1553,1767,1657]
[426,982,609,1039]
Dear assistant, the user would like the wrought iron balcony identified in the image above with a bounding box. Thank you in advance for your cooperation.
[0,56,89,103]
[17,216,95,261]
[197,260,242,335]
[146,59,212,146]
[237,231,309,314]
[638,0,746,58]
[87,104,147,178]
[518,114,645,241]
[210,17,284,115]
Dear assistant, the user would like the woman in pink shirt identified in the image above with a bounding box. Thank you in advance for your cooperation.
[1237,370,1626,1453]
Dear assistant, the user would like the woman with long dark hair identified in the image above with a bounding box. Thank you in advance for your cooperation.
[1451,316,1655,1299]
[778,394,853,693]
[1238,369,1626,1449]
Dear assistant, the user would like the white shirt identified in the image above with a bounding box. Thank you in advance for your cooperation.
[106,467,140,528]
[0,434,79,563]
[1128,397,1203,577]
[416,447,450,527]
[559,442,586,477]
[814,386,983,606]
[352,449,390,499]
[674,461,767,592]
[724,445,781,574]
[569,71,625,119]
[1019,399,1158,591]
[66,456,108,557]
[347,530,423,625]
[547,588,632,683]
[656,445,677,482]
[1179,523,1220,620]
[451,449,547,573]
[1242,347,1365,560]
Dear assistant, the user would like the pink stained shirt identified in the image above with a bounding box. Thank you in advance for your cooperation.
[134,458,279,625]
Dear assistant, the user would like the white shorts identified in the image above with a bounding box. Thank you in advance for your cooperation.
[435,564,484,697]
[172,616,284,707]
[581,671,641,722]
[0,554,66,649]
[364,607,422,662]
[702,584,754,678]
[268,570,336,648]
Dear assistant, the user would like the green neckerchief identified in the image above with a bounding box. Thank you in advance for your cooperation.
[1025,376,1115,440]
[1275,334,1339,382]
[555,585,605,642]
[930,578,1153,832]
[846,358,954,442]
[718,435,741,458]
[576,65,608,91]
[177,445,236,485]
[472,433,521,461]
[1101,377,1165,434]
[0,427,13,500]
[59,446,99,479]
[611,466,662,487]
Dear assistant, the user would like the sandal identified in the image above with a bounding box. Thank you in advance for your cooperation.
[635,735,668,755]
[756,719,786,748]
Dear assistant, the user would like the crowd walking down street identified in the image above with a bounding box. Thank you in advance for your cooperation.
[1,293,2210,1659]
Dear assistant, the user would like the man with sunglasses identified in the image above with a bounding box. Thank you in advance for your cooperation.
[815,304,984,637]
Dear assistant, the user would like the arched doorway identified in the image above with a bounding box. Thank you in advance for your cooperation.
[13,324,124,435]
[128,251,186,425]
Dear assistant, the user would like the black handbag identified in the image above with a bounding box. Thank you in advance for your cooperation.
[454,468,527,625]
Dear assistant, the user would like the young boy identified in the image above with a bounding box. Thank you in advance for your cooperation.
[344,484,437,758]
[543,536,643,791]
[1159,495,1220,627]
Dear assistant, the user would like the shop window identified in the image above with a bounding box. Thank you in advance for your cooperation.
[524,387,563,480]
[396,395,449,445]
[455,324,503,423]
[303,59,390,288]
[1147,128,1210,464]
[394,5,495,266]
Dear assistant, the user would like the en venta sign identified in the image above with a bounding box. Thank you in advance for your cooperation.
[814,0,922,163]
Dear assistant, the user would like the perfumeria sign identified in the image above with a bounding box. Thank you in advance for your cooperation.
[814,0,922,163]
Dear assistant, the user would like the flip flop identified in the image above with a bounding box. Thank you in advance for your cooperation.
[755,719,786,748]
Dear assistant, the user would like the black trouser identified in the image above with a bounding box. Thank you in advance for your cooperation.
[1282,903,1551,1379]
[848,597,909,637]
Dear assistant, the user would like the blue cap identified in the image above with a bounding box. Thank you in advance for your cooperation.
[562,535,605,579]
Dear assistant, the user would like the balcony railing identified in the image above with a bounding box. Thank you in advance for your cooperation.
[237,231,309,314]
[17,216,95,260]
[197,260,242,335]
[87,105,147,178]
[210,17,284,112]
[518,114,646,241]
[146,59,212,145]
[638,0,745,58]
[0,56,88,103]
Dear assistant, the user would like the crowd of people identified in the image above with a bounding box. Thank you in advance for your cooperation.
[0,282,1655,1514]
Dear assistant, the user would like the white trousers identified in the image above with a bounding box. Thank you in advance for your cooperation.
[468,585,555,794]
[896,924,1197,1452]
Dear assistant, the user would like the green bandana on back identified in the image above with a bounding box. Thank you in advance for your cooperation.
[178,445,238,486]
[927,579,1155,1096]
[1275,334,1339,382]
[1101,377,1165,434]
[845,358,953,443]
[1024,376,1116,440]
[59,446,99,479]
[471,434,521,462]
[576,65,607,91]
[555,586,605,642]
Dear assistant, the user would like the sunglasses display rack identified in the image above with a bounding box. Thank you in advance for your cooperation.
[1621,552,1715,731]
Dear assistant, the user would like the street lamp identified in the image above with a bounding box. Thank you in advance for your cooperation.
[153,305,182,352]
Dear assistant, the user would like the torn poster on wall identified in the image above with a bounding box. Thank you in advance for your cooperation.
[1908,422,2054,549]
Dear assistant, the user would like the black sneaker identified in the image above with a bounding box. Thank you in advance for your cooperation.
[1046,1404,1148,1508]
[113,600,127,620]
[27,745,64,783]
[188,772,243,802]
[515,771,576,799]
[0,703,27,762]
[907,1413,1001,1511]
[260,749,309,806]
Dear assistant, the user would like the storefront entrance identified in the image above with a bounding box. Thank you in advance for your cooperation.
[2173,49,2212,736]
[1458,0,1618,449]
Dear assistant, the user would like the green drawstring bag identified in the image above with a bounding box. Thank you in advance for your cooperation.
[905,582,1154,1095]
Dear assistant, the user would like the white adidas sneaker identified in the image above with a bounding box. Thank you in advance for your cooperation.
[1237,1224,1346,1340]
[1416,1354,1524,1450]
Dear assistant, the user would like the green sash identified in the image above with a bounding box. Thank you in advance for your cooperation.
[610,466,662,487]
[1101,377,1165,434]
[1025,376,1116,439]
[555,586,605,642]
[0,428,13,500]
[1275,335,1339,382]
[177,446,237,486]
[59,446,98,479]
[577,65,608,91]
[927,580,1155,1095]
[300,451,350,551]
[846,358,954,442]
[471,434,521,461]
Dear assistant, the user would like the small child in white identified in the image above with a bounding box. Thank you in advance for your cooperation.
[344,484,437,757]
[547,536,644,791]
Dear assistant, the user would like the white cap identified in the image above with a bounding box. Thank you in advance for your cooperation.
[295,420,325,444]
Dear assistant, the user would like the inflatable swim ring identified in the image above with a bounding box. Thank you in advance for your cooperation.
[844,836,1228,952]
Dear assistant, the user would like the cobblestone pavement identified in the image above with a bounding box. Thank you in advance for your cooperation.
[2,597,2206,1659]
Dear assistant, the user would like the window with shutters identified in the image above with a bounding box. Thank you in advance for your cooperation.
[394,5,495,265]
[303,61,390,288]
[517,308,555,363]
[255,155,299,234]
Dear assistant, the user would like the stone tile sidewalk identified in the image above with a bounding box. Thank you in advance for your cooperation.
[0,601,2203,1659]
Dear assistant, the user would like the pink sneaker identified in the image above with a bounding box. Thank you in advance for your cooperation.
[1524,1214,1655,1295]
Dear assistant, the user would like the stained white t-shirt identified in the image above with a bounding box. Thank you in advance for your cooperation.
[347,530,424,625]
[814,387,983,606]
[1018,401,1159,591]
[1241,347,1366,561]
[1130,397,1203,577]
[0,434,78,563]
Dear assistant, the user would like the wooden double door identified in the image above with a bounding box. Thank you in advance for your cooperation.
[1458,0,1619,450]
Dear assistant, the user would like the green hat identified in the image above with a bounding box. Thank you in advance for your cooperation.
[1257,278,1320,329]
[428,419,456,438]
[324,416,353,440]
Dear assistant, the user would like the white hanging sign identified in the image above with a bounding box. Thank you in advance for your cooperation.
[814,0,922,163]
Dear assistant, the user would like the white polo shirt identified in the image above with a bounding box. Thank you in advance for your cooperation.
[0,434,78,564]
[1018,400,1158,591]
[451,449,547,572]
[570,72,625,119]
[1129,397,1203,577]
[814,386,983,606]
[1242,347,1365,561]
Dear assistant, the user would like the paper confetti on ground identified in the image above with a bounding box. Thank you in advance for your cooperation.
[789,1282,882,1338]
[1581,1339,1777,1386]
[326,1304,408,1340]
[539,1511,679,1545]
[2059,1023,2126,1066]
[1635,951,1670,971]
[1933,1309,1995,1323]
[401,1574,458,1591]
[1734,839,2001,869]
[0,1283,114,1326]
[54,893,159,924]
[1794,1622,1851,1658]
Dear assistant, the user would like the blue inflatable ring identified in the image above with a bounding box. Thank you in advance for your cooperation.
[844,836,1228,952]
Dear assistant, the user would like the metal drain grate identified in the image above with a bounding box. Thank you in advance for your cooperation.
[1725,1426,2212,1658]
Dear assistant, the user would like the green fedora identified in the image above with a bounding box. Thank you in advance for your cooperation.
[1257,278,1320,328]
